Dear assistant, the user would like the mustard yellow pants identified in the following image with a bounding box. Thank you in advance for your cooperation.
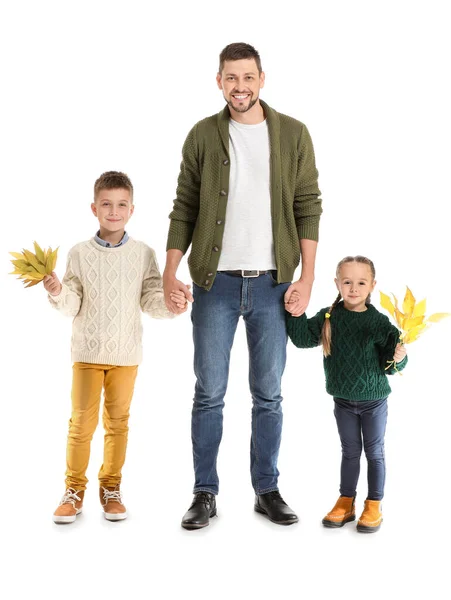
[65,362,138,491]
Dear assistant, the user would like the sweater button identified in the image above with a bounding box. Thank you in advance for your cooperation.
[204,280,210,285]
[223,159,229,165]
[220,189,227,196]
[216,219,223,225]
[207,272,213,277]
[213,246,219,252]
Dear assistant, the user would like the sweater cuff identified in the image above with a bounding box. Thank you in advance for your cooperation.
[386,354,408,374]
[395,355,408,371]
[297,217,320,242]
[166,220,195,254]
[48,285,67,304]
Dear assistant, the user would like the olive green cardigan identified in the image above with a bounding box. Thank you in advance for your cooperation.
[167,100,322,290]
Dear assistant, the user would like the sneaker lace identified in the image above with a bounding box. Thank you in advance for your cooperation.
[102,488,123,504]
[59,488,81,507]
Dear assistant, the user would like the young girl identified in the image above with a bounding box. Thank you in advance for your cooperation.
[286,256,407,533]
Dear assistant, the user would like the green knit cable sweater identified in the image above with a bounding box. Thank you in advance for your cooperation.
[286,302,408,401]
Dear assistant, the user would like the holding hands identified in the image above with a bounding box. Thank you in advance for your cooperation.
[164,274,193,314]
[284,281,312,317]
[170,288,190,311]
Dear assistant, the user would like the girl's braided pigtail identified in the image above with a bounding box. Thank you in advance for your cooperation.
[321,293,341,357]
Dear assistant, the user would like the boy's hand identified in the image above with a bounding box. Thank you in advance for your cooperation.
[163,274,193,314]
[394,343,407,363]
[43,272,62,296]
[170,290,189,311]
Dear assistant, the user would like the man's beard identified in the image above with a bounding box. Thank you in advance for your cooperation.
[225,93,259,113]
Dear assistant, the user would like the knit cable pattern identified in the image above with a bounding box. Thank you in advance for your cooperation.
[286,302,407,401]
[49,238,173,366]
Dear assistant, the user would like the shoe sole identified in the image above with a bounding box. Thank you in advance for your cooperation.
[322,514,356,528]
[104,511,127,521]
[254,506,298,525]
[356,521,382,533]
[53,508,82,524]
[181,510,217,530]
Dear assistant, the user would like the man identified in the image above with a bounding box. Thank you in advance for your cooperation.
[163,42,322,529]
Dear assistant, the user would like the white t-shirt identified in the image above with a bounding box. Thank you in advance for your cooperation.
[217,118,276,271]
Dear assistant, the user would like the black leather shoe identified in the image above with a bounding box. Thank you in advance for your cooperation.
[254,491,298,525]
[181,492,217,530]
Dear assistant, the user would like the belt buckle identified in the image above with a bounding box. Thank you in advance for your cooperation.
[241,270,259,278]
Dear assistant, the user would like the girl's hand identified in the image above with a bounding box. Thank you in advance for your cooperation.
[286,291,301,304]
[43,272,62,296]
[393,343,407,363]
[284,280,313,317]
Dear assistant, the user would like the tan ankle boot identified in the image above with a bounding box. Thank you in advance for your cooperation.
[357,499,382,532]
[322,495,356,528]
[99,486,127,521]
[53,488,84,524]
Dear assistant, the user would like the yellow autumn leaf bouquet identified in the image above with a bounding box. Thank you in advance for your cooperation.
[9,242,58,288]
[380,287,450,371]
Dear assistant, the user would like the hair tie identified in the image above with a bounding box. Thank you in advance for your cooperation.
[325,313,331,319]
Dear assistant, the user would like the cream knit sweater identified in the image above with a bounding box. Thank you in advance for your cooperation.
[49,238,174,366]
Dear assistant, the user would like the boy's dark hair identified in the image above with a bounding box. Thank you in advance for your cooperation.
[94,171,134,201]
[218,43,262,74]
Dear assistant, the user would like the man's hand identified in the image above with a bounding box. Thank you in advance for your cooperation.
[284,279,313,317]
[43,272,62,296]
[393,343,407,363]
[163,274,193,314]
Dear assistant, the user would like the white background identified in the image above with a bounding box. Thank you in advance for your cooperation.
[1,1,450,598]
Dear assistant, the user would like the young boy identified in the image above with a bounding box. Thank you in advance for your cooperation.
[44,171,187,523]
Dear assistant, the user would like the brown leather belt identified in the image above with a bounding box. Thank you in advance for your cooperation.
[218,270,275,278]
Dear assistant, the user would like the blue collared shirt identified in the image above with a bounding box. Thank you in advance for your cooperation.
[94,231,129,248]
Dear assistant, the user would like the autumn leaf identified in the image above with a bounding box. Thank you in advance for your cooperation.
[47,248,59,273]
[412,298,427,318]
[33,241,45,264]
[380,286,450,369]
[9,243,58,288]
[380,292,395,317]
[394,308,405,329]
[403,316,424,331]
[427,313,451,323]
[402,287,416,318]
[24,278,42,288]
[402,323,428,344]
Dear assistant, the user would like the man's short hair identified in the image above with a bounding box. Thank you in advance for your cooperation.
[94,171,134,201]
[218,43,262,74]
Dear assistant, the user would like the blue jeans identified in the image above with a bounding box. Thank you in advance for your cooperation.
[191,272,290,495]
[333,397,388,501]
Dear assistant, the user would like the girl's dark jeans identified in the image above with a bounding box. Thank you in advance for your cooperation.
[333,397,388,501]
